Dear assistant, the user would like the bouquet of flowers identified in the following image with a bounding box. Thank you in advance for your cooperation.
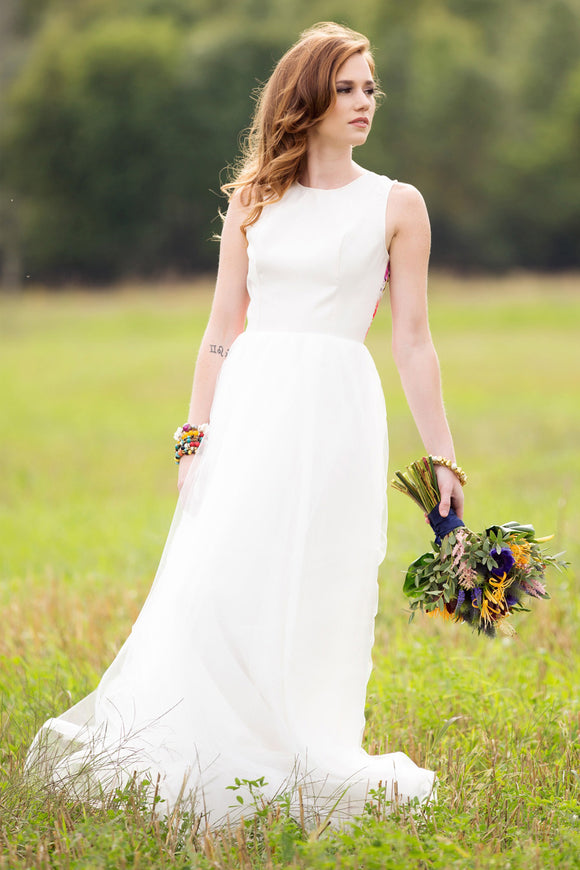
[392,457,566,638]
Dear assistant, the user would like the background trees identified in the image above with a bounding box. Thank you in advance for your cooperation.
[1,0,579,282]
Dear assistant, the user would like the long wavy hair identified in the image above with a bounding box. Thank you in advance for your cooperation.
[222,22,379,235]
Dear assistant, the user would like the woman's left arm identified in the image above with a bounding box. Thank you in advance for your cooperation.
[386,182,464,519]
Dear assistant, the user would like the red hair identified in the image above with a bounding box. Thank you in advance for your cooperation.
[222,22,379,234]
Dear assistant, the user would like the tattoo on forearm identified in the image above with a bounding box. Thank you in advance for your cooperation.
[209,344,229,358]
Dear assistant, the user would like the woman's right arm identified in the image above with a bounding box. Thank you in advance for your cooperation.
[177,192,250,490]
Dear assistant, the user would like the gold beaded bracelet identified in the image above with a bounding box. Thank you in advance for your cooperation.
[430,455,468,487]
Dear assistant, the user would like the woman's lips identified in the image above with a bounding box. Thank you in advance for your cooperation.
[349,118,369,128]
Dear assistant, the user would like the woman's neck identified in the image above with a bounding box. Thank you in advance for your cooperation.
[300,145,360,190]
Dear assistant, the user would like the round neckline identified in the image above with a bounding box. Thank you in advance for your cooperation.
[295,170,368,192]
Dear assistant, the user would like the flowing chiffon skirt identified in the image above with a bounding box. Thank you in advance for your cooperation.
[27,330,435,825]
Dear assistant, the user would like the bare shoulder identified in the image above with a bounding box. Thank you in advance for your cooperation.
[386,181,430,248]
[389,182,429,224]
[219,188,254,248]
[225,187,251,223]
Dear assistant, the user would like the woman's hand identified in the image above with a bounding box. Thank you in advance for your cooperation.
[435,465,464,520]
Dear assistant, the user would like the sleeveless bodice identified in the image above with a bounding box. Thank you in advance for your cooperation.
[246,170,395,342]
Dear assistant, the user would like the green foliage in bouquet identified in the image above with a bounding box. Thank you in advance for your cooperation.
[392,459,567,638]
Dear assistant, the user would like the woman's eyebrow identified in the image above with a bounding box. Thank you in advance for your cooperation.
[335,79,375,86]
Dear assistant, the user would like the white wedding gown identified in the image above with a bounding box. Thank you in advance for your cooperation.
[27,169,435,826]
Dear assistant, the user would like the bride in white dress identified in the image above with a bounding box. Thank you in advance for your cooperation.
[27,22,464,827]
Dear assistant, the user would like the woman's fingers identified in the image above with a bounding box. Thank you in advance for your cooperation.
[435,465,465,519]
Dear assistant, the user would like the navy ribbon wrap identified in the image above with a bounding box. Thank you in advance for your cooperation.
[427,504,465,546]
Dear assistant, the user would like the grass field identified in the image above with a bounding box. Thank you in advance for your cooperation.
[1,274,579,868]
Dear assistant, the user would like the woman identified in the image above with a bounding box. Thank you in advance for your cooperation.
[28,22,464,826]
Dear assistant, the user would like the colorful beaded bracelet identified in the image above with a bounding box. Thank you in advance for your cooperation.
[430,455,468,487]
[174,423,208,464]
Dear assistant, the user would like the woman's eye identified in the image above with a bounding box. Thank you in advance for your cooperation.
[336,86,376,96]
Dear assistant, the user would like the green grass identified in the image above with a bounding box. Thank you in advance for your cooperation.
[1,274,579,868]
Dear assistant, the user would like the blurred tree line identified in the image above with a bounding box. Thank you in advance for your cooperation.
[1,0,579,285]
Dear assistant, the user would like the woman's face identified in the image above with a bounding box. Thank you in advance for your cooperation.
[311,52,376,148]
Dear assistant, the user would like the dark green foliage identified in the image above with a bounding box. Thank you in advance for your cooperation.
[2,15,281,279]
[1,0,580,280]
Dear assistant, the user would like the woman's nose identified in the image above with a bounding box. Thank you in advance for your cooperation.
[355,89,371,109]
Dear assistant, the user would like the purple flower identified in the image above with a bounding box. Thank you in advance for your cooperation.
[491,547,515,578]
[472,587,483,607]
